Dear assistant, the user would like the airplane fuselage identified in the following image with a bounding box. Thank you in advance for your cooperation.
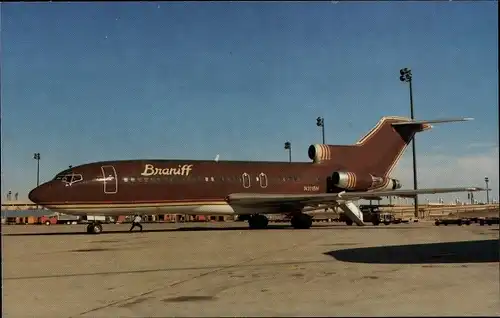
[29,159,350,216]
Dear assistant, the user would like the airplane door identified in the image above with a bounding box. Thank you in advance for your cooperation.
[242,173,251,189]
[101,165,118,194]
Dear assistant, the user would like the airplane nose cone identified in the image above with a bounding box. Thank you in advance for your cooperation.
[28,187,42,204]
[29,184,51,204]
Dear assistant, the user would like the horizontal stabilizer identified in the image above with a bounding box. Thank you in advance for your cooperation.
[392,117,474,126]
[344,187,485,200]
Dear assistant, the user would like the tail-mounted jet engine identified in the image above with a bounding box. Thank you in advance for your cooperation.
[332,171,402,191]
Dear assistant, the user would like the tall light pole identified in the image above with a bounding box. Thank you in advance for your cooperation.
[399,67,419,218]
[284,141,292,163]
[485,176,489,204]
[33,153,41,187]
[316,117,325,144]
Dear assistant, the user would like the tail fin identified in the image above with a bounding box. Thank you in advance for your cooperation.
[308,116,473,177]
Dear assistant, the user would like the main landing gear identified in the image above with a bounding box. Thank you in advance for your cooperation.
[248,214,269,229]
[290,213,313,229]
[247,213,313,230]
[86,222,103,234]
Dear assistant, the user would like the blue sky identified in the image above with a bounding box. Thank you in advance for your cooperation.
[1,1,498,201]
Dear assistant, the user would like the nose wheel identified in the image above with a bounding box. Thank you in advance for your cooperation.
[86,222,103,234]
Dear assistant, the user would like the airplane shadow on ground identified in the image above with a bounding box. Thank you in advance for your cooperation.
[2,222,474,237]
[2,223,427,236]
[2,225,284,236]
[325,239,499,264]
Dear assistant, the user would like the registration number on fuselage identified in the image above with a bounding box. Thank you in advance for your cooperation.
[304,185,320,192]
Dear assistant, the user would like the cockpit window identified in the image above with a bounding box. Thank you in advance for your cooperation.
[54,173,84,185]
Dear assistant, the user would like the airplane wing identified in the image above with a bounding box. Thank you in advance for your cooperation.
[226,187,484,207]
[357,195,384,201]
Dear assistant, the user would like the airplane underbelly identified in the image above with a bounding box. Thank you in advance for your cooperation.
[45,202,281,216]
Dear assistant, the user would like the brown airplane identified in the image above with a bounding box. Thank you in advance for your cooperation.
[28,116,484,234]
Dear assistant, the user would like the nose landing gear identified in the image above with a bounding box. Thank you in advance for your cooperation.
[86,222,103,234]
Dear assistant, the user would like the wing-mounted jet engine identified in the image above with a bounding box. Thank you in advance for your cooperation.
[332,171,402,191]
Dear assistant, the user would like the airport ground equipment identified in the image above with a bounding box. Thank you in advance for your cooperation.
[479,217,499,226]
[434,218,472,226]
[339,205,401,226]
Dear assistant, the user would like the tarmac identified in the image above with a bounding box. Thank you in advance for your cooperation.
[2,221,499,317]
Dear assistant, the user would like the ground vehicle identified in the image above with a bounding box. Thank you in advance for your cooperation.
[380,212,397,225]
[42,215,114,225]
[434,218,472,226]
[479,217,500,226]
[340,205,385,226]
[40,214,80,225]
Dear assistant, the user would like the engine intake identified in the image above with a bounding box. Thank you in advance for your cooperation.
[308,144,332,163]
[332,172,356,189]
[391,179,402,190]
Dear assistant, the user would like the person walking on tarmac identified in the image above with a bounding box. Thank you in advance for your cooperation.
[129,215,143,232]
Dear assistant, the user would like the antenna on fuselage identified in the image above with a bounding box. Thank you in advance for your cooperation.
[214,154,220,162]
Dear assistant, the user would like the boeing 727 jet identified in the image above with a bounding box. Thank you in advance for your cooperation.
[28,116,483,234]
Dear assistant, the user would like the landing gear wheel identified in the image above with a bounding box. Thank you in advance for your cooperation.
[86,223,103,234]
[345,220,353,226]
[248,215,269,229]
[291,214,313,229]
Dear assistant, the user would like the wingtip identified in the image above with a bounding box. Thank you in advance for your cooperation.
[463,117,474,121]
